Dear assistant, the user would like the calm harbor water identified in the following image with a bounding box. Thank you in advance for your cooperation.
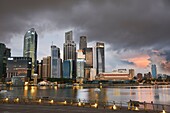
[0,85,170,105]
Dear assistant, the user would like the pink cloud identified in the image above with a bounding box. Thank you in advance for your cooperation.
[127,55,150,68]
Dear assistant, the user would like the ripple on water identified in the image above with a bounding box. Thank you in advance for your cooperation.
[3,111,20,113]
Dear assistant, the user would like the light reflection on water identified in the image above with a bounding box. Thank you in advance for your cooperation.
[0,85,170,104]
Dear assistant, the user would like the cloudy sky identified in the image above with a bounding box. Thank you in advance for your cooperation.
[0,0,170,75]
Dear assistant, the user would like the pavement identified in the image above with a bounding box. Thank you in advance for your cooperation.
[0,104,159,113]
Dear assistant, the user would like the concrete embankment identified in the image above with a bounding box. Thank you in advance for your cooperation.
[0,104,158,113]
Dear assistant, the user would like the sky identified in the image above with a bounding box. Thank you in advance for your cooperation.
[0,0,170,75]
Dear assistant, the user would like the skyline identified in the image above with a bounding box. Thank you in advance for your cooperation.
[0,0,170,74]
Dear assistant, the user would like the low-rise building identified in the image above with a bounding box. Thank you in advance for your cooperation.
[96,69,134,81]
[6,57,32,80]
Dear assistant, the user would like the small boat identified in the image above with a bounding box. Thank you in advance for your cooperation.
[0,90,7,93]
[94,88,101,92]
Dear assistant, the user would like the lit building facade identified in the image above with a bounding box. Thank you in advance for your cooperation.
[96,69,134,80]
[79,36,87,50]
[6,57,32,79]
[151,64,157,79]
[23,28,38,75]
[51,45,61,78]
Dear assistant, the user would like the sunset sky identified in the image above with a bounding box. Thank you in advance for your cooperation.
[0,0,170,74]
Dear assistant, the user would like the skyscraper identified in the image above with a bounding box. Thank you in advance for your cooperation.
[23,28,38,75]
[77,50,85,79]
[79,36,87,50]
[42,56,51,79]
[63,31,76,60]
[94,42,105,75]
[85,48,93,68]
[151,64,157,79]
[0,43,11,79]
[84,48,93,80]
[51,45,61,78]
[63,31,76,78]
[63,60,73,79]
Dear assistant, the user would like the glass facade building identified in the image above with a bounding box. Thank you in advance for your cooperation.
[85,48,93,68]
[77,59,85,78]
[63,60,73,79]
[151,64,157,79]
[63,31,76,79]
[63,31,76,61]
[77,50,85,79]
[96,42,105,75]
[51,45,61,78]
[23,28,38,75]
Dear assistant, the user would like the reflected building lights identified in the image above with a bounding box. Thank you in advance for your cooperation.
[30,86,37,97]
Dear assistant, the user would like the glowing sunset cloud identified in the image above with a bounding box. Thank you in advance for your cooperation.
[127,55,150,68]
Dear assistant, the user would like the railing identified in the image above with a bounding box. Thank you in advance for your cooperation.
[0,96,169,112]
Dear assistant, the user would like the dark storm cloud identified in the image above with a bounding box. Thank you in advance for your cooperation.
[0,0,170,50]
[120,60,135,65]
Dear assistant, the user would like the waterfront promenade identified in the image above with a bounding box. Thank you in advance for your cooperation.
[0,104,159,113]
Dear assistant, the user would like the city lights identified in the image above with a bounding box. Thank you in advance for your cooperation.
[94,103,98,108]
[5,98,9,101]
[38,99,41,103]
[112,105,117,110]
[15,98,19,102]
[135,107,139,111]
[162,110,166,113]
[50,100,54,104]
[64,100,67,105]
[77,101,82,106]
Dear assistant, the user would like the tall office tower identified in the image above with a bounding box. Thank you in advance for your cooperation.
[51,45,61,78]
[0,43,11,79]
[42,56,51,79]
[63,60,73,79]
[151,64,157,79]
[77,50,85,79]
[63,31,76,78]
[84,48,93,80]
[63,31,76,60]
[23,28,38,76]
[79,36,87,50]
[95,42,105,75]
[85,48,93,68]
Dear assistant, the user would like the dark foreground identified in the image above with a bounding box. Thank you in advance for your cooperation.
[0,104,159,113]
